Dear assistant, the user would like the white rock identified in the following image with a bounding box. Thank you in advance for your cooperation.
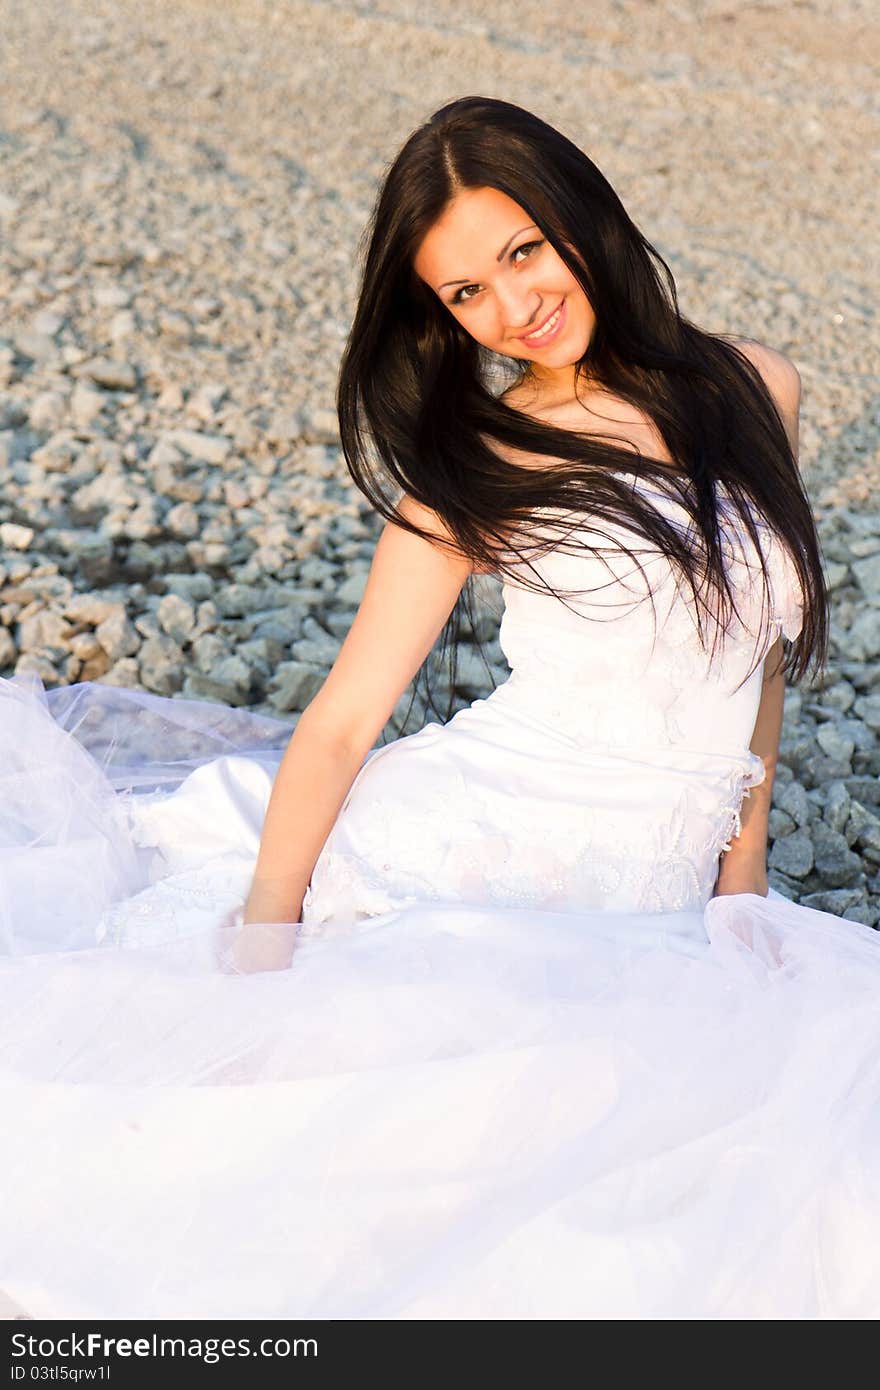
[0,523,34,550]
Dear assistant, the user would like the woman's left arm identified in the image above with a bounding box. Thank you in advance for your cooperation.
[714,336,801,898]
[713,637,785,898]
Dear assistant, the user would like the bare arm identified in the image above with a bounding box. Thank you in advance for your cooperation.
[714,337,801,897]
[714,638,785,897]
[234,496,474,968]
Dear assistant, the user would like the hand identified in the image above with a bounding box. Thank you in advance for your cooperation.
[215,907,298,975]
[229,920,298,975]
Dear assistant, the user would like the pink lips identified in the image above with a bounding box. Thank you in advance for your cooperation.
[516,298,567,348]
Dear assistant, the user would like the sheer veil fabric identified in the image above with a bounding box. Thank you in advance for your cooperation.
[1,479,879,1320]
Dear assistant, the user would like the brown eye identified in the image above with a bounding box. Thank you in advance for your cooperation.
[512,239,544,263]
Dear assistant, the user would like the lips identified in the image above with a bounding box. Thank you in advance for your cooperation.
[516,298,565,345]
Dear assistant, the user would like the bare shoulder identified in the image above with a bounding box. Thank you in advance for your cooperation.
[394,494,481,575]
[722,336,801,455]
[726,336,800,401]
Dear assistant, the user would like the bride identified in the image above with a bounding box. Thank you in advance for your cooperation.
[2,96,879,1321]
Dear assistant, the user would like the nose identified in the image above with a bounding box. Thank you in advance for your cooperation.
[495,281,542,334]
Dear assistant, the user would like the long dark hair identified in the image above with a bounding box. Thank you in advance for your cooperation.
[336,95,828,731]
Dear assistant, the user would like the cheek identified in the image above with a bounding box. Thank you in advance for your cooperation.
[452,307,502,345]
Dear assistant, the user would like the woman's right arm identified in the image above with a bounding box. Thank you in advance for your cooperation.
[237,495,475,952]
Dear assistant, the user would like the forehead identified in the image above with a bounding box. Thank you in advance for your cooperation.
[413,186,533,287]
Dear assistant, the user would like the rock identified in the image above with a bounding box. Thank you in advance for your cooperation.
[164,429,231,465]
[157,593,196,644]
[182,655,252,706]
[268,661,325,713]
[192,632,226,674]
[843,902,880,927]
[772,779,812,827]
[800,888,865,914]
[95,606,140,661]
[768,807,796,838]
[853,694,880,731]
[768,831,814,879]
[93,285,131,309]
[163,572,215,603]
[14,649,60,681]
[335,569,370,607]
[822,780,852,833]
[0,522,34,551]
[846,610,880,660]
[815,724,854,765]
[165,502,200,539]
[844,775,880,807]
[846,800,880,853]
[29,390,66,431]
[233,636,278,672]
[70,381,106,427]
[137,634,184,695]
[62,592,119,625]
[68,631,102,660]
[265,410,303,447]
[0,628,16,667]
[98,656,141,687]
[291,636,339,667]
[810,821,864,888]
[766,868,800,900]
[78,357,137,390]
[17,608,72,651]
[60,532,115,584]
[852,553,880,597]
[816,680,855,714]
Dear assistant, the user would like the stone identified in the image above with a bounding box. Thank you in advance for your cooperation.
[95,606,140,661]
[853,694,880,731]
[800,888,865,915]
[17,609,72,651]
[845,801,880,854]
[846,610,880,660]
[98,656,141,688]
[165,502,200,539]
[843,903,880,927]
[852,552,880,597]
[164,429,231,465]
[62,592,119,625]
[768,831,814,879]
[79,357,137,390]
[0,522,34,551]
[268,661,325,713]
[138,634,184,695]
[29,391,66,431]
[821,780,852,833]
[810,821,864,888]
[815,725,854,765]
[335,569,370,607]
[192,632,226,674]
[14,649,59,681]
[772,779,812,827]
[61,532,115,584]
[157,592,196,644]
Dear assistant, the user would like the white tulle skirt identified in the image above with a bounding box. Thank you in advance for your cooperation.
[1,672,879,1320]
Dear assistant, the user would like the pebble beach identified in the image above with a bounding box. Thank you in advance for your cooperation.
[0,0,879,921]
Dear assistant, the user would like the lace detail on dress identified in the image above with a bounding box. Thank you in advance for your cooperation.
[303,750,769,927]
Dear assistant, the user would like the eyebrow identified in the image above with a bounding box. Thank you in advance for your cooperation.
[438,225,539,291]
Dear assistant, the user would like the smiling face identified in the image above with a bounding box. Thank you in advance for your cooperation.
[412,185,595,393]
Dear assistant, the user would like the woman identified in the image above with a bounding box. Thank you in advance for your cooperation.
[1,97,878,1320]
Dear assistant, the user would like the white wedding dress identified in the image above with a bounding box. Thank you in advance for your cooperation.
[2,476,879,1320]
